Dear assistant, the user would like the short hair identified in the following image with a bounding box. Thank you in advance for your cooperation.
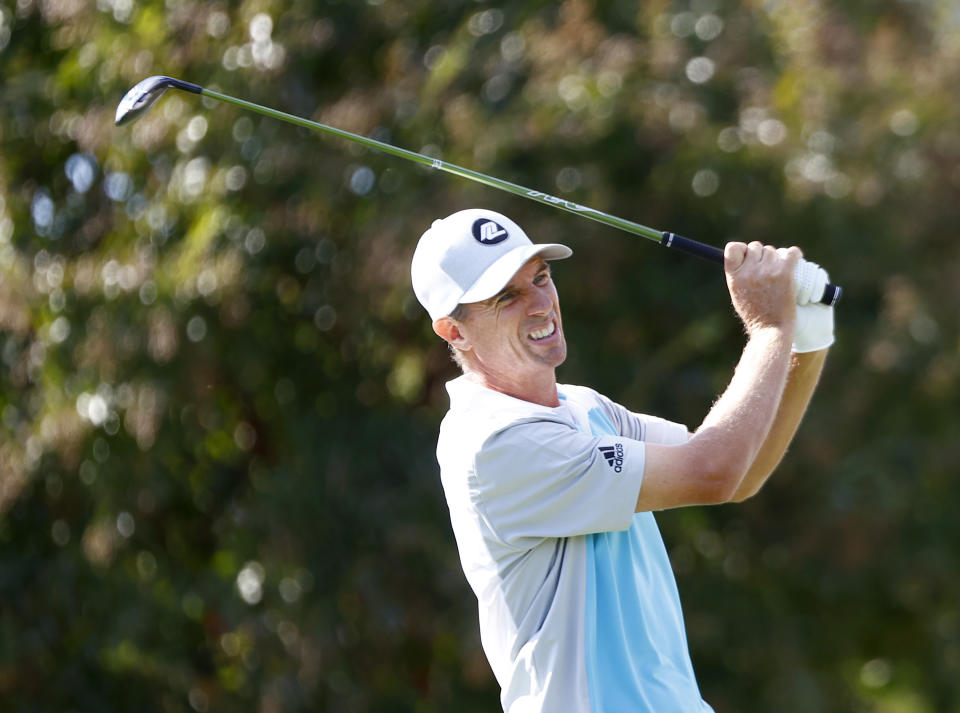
[449,302,469,322]
[446,302,470,370]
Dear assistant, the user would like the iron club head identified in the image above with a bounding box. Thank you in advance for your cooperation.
[115,76,203,126]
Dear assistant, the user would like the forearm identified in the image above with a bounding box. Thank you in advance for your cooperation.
[730,347,827,501]
[689,326,794,492]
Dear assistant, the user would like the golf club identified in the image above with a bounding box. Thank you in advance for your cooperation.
[116,76,842,306]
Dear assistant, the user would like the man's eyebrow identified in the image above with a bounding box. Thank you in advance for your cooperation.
[486,260,551,304]
[487,285,514,304]
[487,278,521,305]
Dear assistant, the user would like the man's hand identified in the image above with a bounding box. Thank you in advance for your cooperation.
[723,241,801,334]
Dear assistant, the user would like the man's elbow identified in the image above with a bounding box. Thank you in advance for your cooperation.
[684,433,759,505]
[694,458,748,505]
[650,437,760,508]
[700,455,755,505]
[728,459,783,503]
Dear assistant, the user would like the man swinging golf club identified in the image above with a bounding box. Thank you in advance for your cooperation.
[411,208,834,713]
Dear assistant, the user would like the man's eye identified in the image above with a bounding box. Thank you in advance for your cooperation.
[534,273,550,285]
[496,292,514,304]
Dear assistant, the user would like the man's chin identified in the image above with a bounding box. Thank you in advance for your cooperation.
[535,344,567,369]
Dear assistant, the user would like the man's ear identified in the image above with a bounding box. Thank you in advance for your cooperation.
[433,316,471,351]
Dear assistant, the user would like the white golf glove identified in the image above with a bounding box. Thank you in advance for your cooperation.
[791,260,834,353]
[793,259,829,306]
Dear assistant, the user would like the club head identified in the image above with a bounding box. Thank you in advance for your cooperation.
[115,76,203,126]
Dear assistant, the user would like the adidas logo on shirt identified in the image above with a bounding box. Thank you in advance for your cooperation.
[598,443,624,473]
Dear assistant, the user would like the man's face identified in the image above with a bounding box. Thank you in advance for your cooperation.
[456,257,567,387]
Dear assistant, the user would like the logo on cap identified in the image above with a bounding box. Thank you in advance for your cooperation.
[472,219,508,245]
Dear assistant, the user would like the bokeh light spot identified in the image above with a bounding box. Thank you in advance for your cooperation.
[65,153,97,193]
[692,169,720,197]
[890,109,918,137]
[236,561,265,605]
[186,316,207,342]
[686,56,715,84]
[347,165,375,196]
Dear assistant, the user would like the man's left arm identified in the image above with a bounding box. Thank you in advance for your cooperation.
[729,293,835,501]
[729,348,827,501]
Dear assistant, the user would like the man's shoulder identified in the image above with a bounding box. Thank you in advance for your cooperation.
[557,383,607,406]
[439,377,574,456]
[559,384,689,444]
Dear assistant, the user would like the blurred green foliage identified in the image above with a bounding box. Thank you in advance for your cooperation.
[1,0,959,711]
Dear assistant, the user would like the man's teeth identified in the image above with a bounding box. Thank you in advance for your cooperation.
[529,322,556,340]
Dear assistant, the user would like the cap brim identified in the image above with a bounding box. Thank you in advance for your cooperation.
[460,243,572,304]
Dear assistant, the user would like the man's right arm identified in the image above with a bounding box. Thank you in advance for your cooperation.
[635,241,800,512]
[638,326,792,510]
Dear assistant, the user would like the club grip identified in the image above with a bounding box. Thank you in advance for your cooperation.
[660,232,842,306]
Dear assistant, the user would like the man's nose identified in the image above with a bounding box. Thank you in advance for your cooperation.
[527,287,552,315]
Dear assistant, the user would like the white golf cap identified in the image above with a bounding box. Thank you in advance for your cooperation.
[411,208,573,321]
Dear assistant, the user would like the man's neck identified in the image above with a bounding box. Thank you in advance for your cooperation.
[463,369,560,408]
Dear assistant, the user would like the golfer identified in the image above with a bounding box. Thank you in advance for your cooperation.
[411,208,833,713]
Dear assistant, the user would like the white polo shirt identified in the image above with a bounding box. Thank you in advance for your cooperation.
[437,376,714,713]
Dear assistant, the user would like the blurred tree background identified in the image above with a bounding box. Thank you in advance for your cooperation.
[1,0,959,711]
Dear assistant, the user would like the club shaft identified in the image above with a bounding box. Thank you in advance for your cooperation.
[202,87,664,242]
[199,86,842,306]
